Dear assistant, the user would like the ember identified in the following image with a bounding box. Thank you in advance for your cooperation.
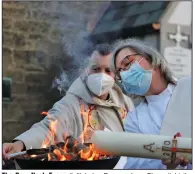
[11,119,117,169]
[17,137,111,162]
[18,119,112,162]
[48,136,110,161]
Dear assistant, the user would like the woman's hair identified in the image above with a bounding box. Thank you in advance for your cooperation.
[110,38,176,84]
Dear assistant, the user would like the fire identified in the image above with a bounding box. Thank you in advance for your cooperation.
[50,137,100,161]
[53,149,66,161]
[41,134,50,148]
[41,120,58,148]
[48,153,52,161]
[40,116,104,161]
[79,144,99,161]
[41,111,48,116]
[30,154,37,158]
[42,144,47,148]
[48,143,100,161]
[50,120,58,145]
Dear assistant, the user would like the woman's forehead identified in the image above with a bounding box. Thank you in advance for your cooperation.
[115,48,136,69]
[116,48,136,59]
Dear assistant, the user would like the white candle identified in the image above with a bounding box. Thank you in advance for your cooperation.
[7,151,27,158]
[91,131,192,161]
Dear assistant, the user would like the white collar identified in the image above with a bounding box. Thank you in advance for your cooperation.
[146,84,175,103]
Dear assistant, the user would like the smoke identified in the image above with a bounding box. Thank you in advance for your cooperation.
[61,30,93,69]
[33,1,110,95]
[50,2,100,95]
[51,69,69,96]
[51,30,93,95]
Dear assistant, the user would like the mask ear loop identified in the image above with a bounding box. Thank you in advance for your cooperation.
[80,68,89,81]
[138,57,144,64]
[138,57,153,71]
[137,57,153,87]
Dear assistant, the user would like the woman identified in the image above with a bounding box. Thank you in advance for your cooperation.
[110,38,191,169]
[3,44,134,168]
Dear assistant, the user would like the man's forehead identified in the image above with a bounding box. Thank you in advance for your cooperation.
[89,52,111,66]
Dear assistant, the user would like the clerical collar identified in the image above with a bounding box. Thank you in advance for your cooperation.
[146,83,175,102]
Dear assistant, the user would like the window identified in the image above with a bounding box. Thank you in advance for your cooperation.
[3,77,12,102]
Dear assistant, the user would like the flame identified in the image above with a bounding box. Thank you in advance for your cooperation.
[42,144,47,148]
[30,154,37,158]
[41,120,58,148]
[48,153,52,161]
[50,120,58,145]
[41,134,50,148]
[78,144,99,161]
[38,110,103,161]
[47,143,99,161]
[41,111,48,116]
[53,149,67,161]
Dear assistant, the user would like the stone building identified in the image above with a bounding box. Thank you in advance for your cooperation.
[90,1,192,78]
[2,1,192,142]
[2,1,107,142]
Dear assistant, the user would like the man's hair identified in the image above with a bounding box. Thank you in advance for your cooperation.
[93,43,112,56]
[85,43,112,74]
[81,43,112,80]
[110,38,176,85]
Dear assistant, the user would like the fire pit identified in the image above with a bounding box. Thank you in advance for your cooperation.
[13,136,119,169]
[15,157,119,169]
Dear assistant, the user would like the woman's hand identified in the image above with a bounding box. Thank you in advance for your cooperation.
[162,156,189,169]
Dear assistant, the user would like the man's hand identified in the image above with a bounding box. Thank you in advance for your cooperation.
[3,141,24,161]
[162,156,189,169]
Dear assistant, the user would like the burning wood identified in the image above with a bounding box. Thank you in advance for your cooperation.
[16,153,48,161]
[14,118,113,162]
[16,135,112,162]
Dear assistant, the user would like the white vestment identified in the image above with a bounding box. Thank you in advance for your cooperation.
[124,76,192,169]
[161,76,191,137]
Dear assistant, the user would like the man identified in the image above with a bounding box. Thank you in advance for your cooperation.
[110,38,191,169]
[3,44,134,168]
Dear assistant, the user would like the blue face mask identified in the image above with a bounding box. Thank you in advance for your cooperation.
[120,60,152,95]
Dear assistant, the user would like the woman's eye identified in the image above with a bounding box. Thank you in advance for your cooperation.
[124,62,130,68]
[130,60,135,66]
[125,60,134,69]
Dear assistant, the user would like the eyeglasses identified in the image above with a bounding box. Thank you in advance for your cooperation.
[116,53,139,80]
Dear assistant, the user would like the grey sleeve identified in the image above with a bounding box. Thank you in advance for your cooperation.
[14,95,80,150]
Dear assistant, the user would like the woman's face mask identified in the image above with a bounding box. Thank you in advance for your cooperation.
[87,73,114,96]
[120,58,153,95]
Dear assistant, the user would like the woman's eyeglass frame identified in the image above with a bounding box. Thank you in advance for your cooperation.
[115,53,139,81]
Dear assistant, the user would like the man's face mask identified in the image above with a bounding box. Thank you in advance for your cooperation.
[120,58,152,95]
[87,73,114,96]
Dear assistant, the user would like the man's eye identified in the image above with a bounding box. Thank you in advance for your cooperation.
[93,68,99,71]
[105,68,111,73]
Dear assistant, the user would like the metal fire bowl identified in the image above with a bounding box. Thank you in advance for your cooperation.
[15,157,120,169]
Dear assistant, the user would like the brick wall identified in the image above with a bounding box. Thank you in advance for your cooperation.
[2,1,105,142]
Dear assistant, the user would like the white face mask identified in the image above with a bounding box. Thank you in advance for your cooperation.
[87,73,114,96]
